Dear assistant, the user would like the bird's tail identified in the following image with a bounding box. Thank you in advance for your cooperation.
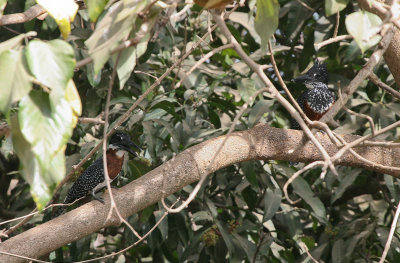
[52,205,67,218]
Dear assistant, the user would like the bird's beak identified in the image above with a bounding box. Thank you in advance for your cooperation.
[121,139,142,157]
[292,73,312,84]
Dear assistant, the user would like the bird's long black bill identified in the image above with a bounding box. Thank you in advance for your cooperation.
[292,74,312,84]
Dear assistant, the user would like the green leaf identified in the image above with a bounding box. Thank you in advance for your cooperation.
[325,0,350,17]
[19,90,73,173]
[248,99,273,127]
[345,11,382,53]
[332,239,345,262]
[331,171,360,204]
[0,50,32,113]
[254,0,279,52]
[0,32,36,54]
[85,0,150,74]
[36,0,78,39]
[263,188,282,222]
[26,39,76,100]
[86,0,108,22]
[230,12,260,44]
[237,78,257,103]
[291,175,327,224]
[9,114,65,210]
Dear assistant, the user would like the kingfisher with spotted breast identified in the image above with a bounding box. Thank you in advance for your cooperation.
[53,131,141,217]
[291,61,336,130]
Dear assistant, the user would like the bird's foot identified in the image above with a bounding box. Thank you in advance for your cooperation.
[92,195,105,204]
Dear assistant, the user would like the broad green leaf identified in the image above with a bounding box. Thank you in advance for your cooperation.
[0,50,32,113]
[19,90,73,173]
[263,188,282,222]
[331,171,360,204]
[36,0,78,39]
[0,32,36,54]
[248,99,273,127]
[86,0,108,22]
[237,78,257,103]
[230,12,260,44]
[85,0,150,74]
[291,175,327,224]
[114,28,150,89]
[345,11,382,53]
[9,114,65,210]
[325,0,349,17]
[332,239,345,263]
[255,0,279,52]
[26,39,75,100]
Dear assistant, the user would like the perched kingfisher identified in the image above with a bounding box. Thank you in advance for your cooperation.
[291,61,336,130]
[53,132,141,217]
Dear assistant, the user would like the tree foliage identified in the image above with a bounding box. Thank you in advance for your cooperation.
[1,0,400,262]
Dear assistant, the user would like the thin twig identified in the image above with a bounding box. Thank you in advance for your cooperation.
[333,12,340,38]
[78,117,105,124]
[0,251,49,263]
[379,200,400,263]
[332,120,400,163]
[314,35,352,50]
[173,43,234,89]
[102,50,142,239]
[369,73,400,100]
[78,198,180,263]
[338,88,375,134]
[283,161,324,204]
[295,0,314,11]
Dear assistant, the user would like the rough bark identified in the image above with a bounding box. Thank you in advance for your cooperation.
[1,125,400,262]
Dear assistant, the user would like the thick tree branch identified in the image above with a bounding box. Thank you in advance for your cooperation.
[1,125,400,262]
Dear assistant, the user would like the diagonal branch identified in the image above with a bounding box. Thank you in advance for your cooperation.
[1,125,400,262]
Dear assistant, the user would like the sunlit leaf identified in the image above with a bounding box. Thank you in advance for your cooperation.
[86,0,108,22]
[9,114,65,210]
[26,39,75,100]
[85,0,150,74]
[325,0,349,17]
[0,32,36,54]
[0,50,32,113]
[19,90,73,174]
[64,79,82,128]
[345,11,382,53]
[255,0,279,52]
[36,0,78,39]
[194,0,233,9]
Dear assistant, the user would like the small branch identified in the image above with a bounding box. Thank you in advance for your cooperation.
[0,5,46,26]
[368,73,400,100]
[102,50,142,239]
[77,198,180,263]
[283,161,324,204]
[338,88,375,134]
[78,117,105,124]
[173,43,234,89]
[314,35,352,50]
[379,200,400,263]
[295,0,314,11]
[333,12,340,38]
